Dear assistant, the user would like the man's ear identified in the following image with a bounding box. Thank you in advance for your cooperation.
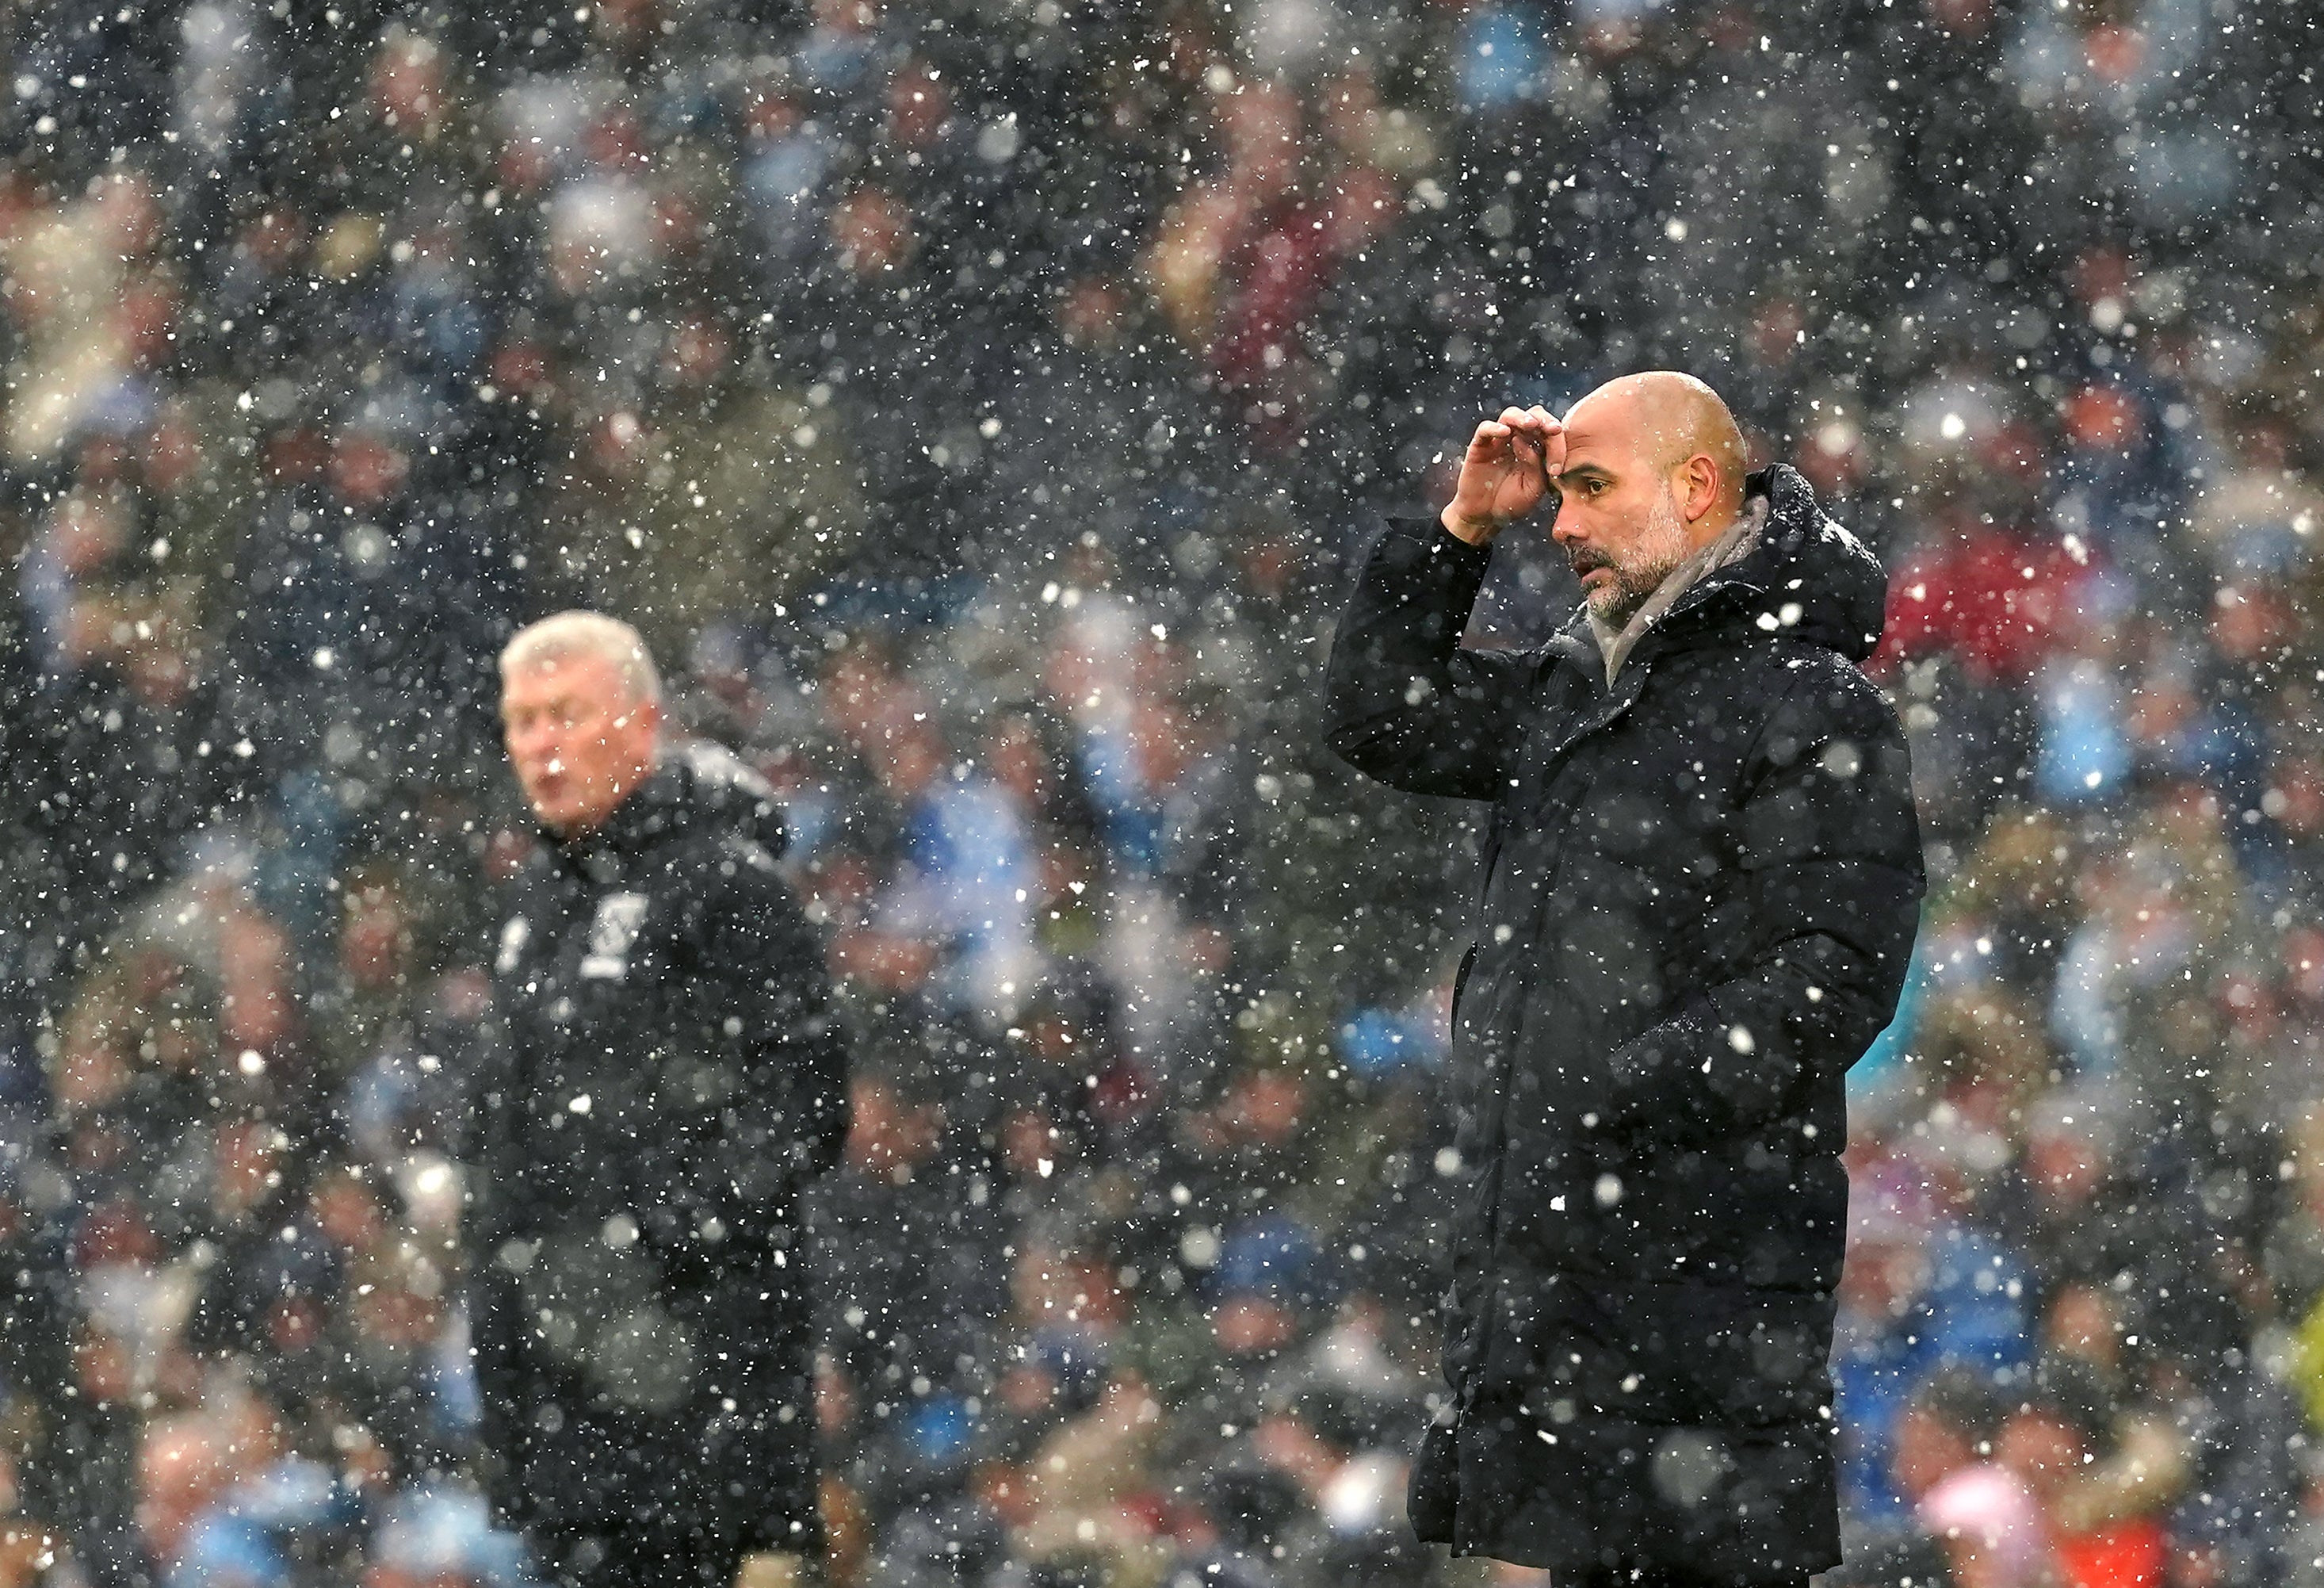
[1678,453,1722,523]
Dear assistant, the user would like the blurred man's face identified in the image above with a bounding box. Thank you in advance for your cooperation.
[500,652,660,835]
[1548,397,1699,626]
[1890,1405,1973,1502]
[1996,1410,2084,1500]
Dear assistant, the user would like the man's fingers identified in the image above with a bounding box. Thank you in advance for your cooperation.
[1468,411,1563,486]
[1498,408,1550,469]
[1524,407,1567,476]
[1468,420,1512,457]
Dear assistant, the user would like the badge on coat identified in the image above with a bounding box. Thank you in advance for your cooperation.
[579,891,650,980]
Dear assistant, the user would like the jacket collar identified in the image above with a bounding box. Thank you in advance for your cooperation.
[1554,528,1770,688]
[1585,493,1769,687]
[538,758,678,875]
[539,738,791,877]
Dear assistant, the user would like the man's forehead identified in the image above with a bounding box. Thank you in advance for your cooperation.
[504,659,571,689]
[1557,400,1642,474]
[1560,390,1682,473]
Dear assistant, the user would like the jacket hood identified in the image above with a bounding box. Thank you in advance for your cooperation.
[556,737,790,861]
[1682,463,1890,662]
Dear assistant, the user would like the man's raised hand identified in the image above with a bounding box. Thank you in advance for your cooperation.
[1439,405,1565,546]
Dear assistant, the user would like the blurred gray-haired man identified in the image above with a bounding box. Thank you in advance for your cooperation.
[471,611,850,1588]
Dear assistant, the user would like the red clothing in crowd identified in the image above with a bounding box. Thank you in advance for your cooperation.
[1874,522,2095,685]
[2056,1517,2168,1588]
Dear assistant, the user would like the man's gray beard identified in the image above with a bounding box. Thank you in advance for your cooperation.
[1585,487,1692,629]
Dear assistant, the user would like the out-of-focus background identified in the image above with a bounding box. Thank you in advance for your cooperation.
[0,1,2318,1584]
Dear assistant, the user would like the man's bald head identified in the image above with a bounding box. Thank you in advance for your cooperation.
[1544,371,1751,626]
[1561,370,1748,526]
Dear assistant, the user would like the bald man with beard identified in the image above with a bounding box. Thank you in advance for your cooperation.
[1324,373,1925,1585]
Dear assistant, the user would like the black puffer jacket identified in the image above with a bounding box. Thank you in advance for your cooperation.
[468,740,850,1557]
[1323,466,1923,1578]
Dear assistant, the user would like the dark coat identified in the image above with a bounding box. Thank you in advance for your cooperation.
[1323,466,1924,1578]
[469,740,850,1559]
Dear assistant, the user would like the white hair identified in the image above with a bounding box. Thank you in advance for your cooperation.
[499,610,663,707]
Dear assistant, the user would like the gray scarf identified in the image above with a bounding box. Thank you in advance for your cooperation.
[1586,492,1769,687]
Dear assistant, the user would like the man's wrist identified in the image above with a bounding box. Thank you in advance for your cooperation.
[1439,505,1500,547]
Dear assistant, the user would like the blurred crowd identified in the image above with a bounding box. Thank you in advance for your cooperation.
[0,0,2321,1584]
